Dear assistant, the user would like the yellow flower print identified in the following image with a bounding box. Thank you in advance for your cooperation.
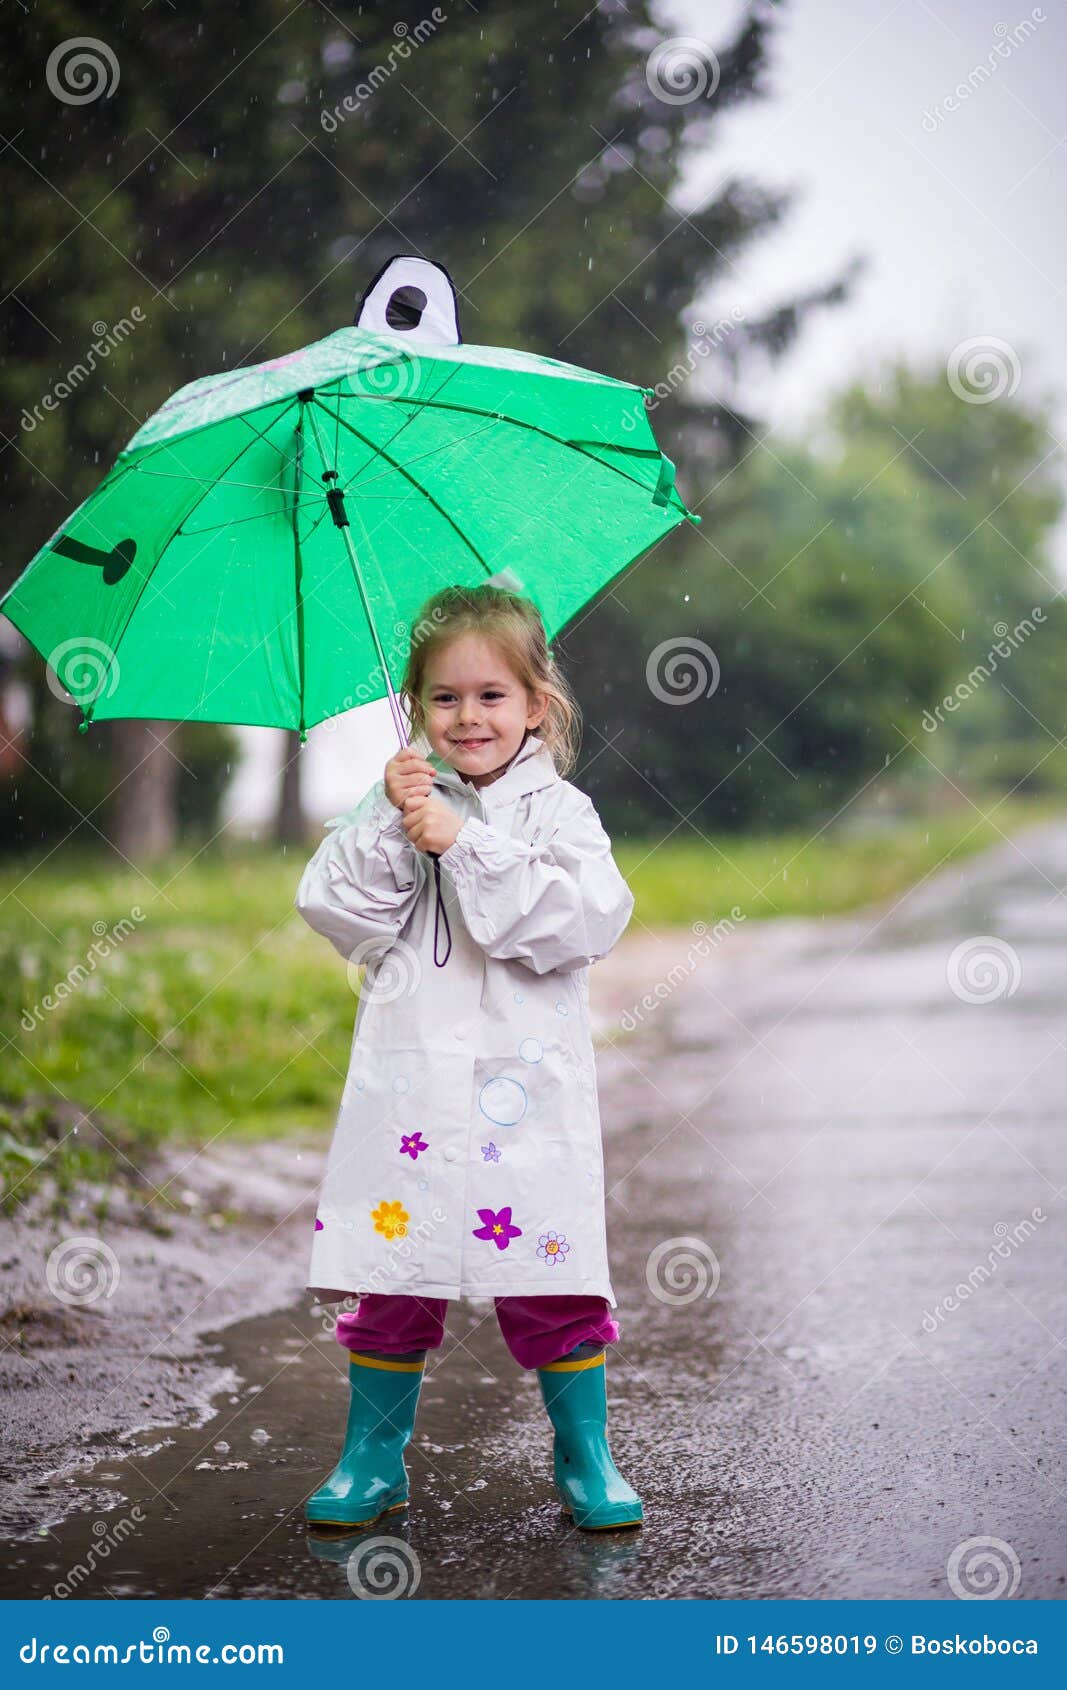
[371,1199,409,1241]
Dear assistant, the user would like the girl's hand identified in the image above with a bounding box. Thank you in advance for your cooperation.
[402,794,463,856]
[385,746,436,810]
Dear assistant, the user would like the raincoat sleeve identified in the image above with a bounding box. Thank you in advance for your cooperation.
[437,790,635,975]
[294,780,426,961]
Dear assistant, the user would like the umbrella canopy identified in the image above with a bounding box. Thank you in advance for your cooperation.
[1,275,698,742]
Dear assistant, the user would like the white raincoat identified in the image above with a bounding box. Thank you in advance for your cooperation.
[295,732,634,1306]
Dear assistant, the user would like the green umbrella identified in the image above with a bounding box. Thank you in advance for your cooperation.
[0,259,698,748]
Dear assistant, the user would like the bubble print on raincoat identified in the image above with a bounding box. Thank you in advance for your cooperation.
[295,732,634,1305]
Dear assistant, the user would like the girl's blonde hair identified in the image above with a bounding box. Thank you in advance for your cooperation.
[400,584,580,777]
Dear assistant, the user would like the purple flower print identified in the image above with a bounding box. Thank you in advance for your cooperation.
[399,1131,428,1160]
[481,1142,502,1163]
[314,1217,324,1231]
[537,1230,570,1267]
[472,1206,522,1251]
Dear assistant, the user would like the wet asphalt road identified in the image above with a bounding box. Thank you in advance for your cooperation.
[5,821,1065,1600]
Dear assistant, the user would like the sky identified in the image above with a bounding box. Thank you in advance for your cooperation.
[226,0,1067,829]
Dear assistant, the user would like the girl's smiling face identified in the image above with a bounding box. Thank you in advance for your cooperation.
[421,634,547,788]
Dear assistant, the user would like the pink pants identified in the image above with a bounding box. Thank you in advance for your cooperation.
[334,1293,619,1371]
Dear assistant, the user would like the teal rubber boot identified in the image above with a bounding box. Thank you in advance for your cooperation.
[536,1348,643,1530]
[305,1350,426,1529]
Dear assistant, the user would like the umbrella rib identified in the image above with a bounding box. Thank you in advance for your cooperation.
[318,363,465,497]
[178,499,329,539]
[311,397,493,577]
[127,398,304,501]
[331,390,680,507]
[235,405,300,463]
[130,468,306,495]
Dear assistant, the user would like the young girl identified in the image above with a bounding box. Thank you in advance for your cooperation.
[295,583,642,1532]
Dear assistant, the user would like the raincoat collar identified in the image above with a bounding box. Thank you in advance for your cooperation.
[424,731,558,808]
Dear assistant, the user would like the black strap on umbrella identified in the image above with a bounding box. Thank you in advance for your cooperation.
[431,854,453,968]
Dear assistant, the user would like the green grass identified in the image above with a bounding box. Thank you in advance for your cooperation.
[0,845,346,1219]
[0,792,1059,1217]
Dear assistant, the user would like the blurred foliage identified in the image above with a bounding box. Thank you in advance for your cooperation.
[563,361,1066,835]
